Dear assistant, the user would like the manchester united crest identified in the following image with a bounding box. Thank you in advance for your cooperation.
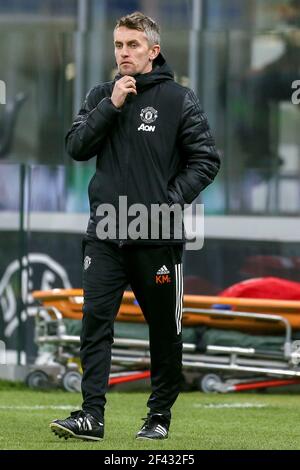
[84,255,92,270]
[140,107,158,124]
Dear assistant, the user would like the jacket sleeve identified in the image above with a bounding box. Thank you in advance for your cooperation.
[65,86,121,161]
[168,89,221,206]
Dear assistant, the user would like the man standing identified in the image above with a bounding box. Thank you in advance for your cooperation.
[50,11,220,441]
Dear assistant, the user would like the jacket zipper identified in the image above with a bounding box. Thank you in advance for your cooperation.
[119,96,134,247]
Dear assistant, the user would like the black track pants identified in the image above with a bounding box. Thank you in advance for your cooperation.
[80,238,184,422]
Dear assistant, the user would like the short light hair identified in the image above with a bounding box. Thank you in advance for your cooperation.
[115,11,160,46]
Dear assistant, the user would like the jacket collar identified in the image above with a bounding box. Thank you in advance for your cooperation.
[114,53,174,92]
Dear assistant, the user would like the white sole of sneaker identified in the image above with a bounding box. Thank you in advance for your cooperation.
[136,436,168,440]
[50,423,103,441]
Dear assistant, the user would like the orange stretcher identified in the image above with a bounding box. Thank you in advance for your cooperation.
[29,288,300,393]
[32,288,300,333]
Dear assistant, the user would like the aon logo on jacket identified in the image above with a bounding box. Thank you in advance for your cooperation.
[138,123,156,132]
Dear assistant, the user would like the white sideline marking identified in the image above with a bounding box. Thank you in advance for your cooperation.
[194,402,267,409]
[0,405,78,410]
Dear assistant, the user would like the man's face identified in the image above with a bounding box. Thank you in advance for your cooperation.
[114,26,160,76]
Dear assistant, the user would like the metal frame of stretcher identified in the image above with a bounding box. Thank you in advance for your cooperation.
[29,289,300,393]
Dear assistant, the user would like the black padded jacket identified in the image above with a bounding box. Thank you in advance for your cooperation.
[66,54,221,245]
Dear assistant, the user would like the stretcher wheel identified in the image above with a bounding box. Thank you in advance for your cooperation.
[199,373,222,393]
[26,370,50,389]
[62,371,82,392]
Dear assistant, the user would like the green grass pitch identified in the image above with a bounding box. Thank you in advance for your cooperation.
[0,381,300,450]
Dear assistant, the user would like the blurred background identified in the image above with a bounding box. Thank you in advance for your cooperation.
[0,0,300,364]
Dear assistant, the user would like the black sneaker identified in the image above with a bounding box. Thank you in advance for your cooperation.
[136,413,169,440]
[50,410,104,441]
